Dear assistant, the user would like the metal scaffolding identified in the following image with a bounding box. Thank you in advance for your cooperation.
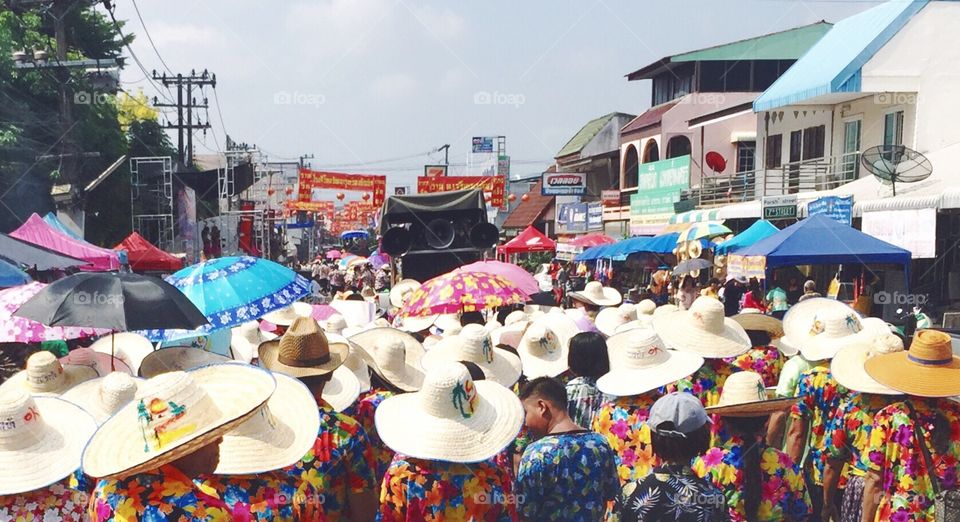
[129,156,175,252]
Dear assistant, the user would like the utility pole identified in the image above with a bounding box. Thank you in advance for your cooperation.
[298,154,314,169]
[437,144,450,166]
[152,69,215,170]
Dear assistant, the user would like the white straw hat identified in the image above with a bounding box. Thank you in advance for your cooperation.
[595,304,638,337]
[82,364,276,480]
[782,299,868,361]
[89,333,155,376]
[138,347,233,378]
[374,361,523,463]
[653,304,678,316]
[614,315,654,334]
[597,330,704,397]
[636,299,657,316]
[831,322,904,395]
[653,297,751,359]
[61,372,142,424]
[516,322,569,379]
[434,314,462,337]
[490,321,528,349]
[398,314,438,333]
[389,279,421,308]
[327,333,371,393]
[231,321,278,364]
[350,327,425,391]
[706,371,797,417]
[214,372,320,475]
[569,281,622,307]
[422,324,522,387]
[261,302,314,326]
[504,310,529,326]
[60,348,132,376]
[323,314,348,335]
[780,298,855,358]
[0,388,97,495]
[2,351,97,397]
[321,365,363,412]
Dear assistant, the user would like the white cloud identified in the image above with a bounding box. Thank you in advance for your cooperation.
[150,22,227,47]
[368,72,420,100]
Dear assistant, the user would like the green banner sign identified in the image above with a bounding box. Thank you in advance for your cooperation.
[630,155,690,216]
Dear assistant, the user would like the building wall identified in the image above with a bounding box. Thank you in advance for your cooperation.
[619,135,661,190]
[831,95,918,160]
[759,106,835,166]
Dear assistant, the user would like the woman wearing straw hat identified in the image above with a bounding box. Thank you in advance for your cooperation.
[376,362,524,521]
[592,330,704,482]
[568,281,621,319]
[422,324,522,387]
[727,311,790,388]
[0,350,97,397]
[0,387,97,521]
[259,317,377,522]
[860,330,960,522]
[693,371,811,521]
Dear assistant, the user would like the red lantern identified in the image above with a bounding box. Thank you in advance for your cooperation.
[362,193,371,201]
[285,186,294,196]
[508,193,517,202]
[267,188,276,196]
[336,192,345,201]
[521,193,530,202]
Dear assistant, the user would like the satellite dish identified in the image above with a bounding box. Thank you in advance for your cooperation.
[861,145,932,196]
[705,151,727,174]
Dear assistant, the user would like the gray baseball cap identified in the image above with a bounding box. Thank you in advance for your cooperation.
[647,392,710,438]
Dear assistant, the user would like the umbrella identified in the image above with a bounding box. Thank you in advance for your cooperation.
[0,282,110,343]
[325,249,342,260]
[338,254,358,270]
[369,252,390,270]
[346,256,368,269]
[0,259,30,287]
[400,271,529,317]
[672,258,714,276]
[456,260,540,296]
[677,222,732,243]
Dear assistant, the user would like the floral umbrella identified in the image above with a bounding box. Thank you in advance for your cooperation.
[0,282,109,343]
[325,249,342,260]
[400,271,529,317]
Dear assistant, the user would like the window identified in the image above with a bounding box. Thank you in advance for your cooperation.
[651,67,694,105]
[642,140,660,163]
[842,120,861,179]
[723,61,751,92]
[765,134,782,168]
[623,145,639,188]
[884,110,904,147]
[665,136,692,159]
[801,125,825,160]
[736,141,756,173]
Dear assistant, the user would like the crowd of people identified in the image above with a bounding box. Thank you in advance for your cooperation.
[0,267,957,522]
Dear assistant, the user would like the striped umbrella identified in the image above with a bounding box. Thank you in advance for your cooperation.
[677,222,732,243]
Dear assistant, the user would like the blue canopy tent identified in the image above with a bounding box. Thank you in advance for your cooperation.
[43,212,83,240]
[715,220,780,255]
[574,244,613,261]
[0,259,31,287]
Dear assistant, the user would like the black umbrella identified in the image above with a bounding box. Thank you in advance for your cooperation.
[672,258,714,276]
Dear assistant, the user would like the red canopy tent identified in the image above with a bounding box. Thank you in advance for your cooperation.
[569,233,615,248]
[497,226,556,256]
[114,232,184,272]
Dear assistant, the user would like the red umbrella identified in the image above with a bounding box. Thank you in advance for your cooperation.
[456,260,539,296]
[570,233,616,248]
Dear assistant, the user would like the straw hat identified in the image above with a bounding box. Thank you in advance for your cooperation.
[321,365,363,412]
[231,321,278,364]
[434,314,462,337]
[89,333,156,376]
[0,388,98,495]
[782,299,868,361]
[323,314,348,335]
[636,299,657,316]
[350,328,425,391]
[490,321,528,349]
[597,330,704,397]
[82,364,275,480]
[516,322,568,379]
[706,371,797,417]
[61,372,142,424]
[422,324,522,387]
[138,347,233,378]
[731,311,784,340]
[327,333,371,393]
[60,347,133,376]
[261,302,314,327]
[504,310,529,326]
[258,317,349,378]
[596,304,638,337]
[2,351,97,397]
[569,281,622,307]
[374,361,523,463]
[831,332,904,395]
[865,329,960,397]
[399,313,439,333]
[389,279,421,309]
[653,304,678,316]
[214,373,320,475]
[652,297,751,359]
[614,315,654,334]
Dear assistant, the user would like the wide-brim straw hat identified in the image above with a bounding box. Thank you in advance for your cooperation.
[321,365,363,412]
[865,329,960,397]
[350,327,425,391]
[375,361,523,463]
[398,313,439,333]
[595,304,638,337]
[258,317,349,378]
[569,281,622,307]
[636,299,657,316]
[390,279,421,309]
[706,371,797,417]
[231,321,278,364]
[0,389,98,495]
[731,311,784,339]
[2,351,98,397]
[82,364,275,480]
[516,314,579,378]
[490,321,528,349]
[614,315,654,334]
[214,372,320,475]
[138,347,233,378]
[831,333,904,395]
[327,333,371,393]
[781,298,869,361]
[653,297,751,359]
[61,372,143,424]
[261,302,314,327]
[60,348,133,376]
[89,333,156,376]
[422,324,522,387]
[653,304,678,316]
[597,330,704,397]
[434,314,462,337]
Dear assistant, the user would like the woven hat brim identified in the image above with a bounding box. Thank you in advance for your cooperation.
[569,288,621,307]
[865,351,960,397]
[397,314,438,333]
[328,336,372,393]
[389,280,420,308]
[321,365,362,412]
[214,373,320,475]
[420,347,522,388]
[772,338,798,357]
[350,328,426,391]
[3,364,99,397]
[138,347,233,378]
[81,364,275,480]
[830,343,903,395]
[89,333,156,375]
[61,374,144,424]
[230,329,277,364]
[374,380,523,463]
[61,351,133,377]
[798,331,872,361]
[597,350,704,397]
[731,314,784,338]
[490,322,527,349]
[257,339,348,378]
[614,317,654,335]
[517,345,568,379]
[653,312,751,359]
[706,397,797,417]
[595,308,629,337]
[0,397,97,495]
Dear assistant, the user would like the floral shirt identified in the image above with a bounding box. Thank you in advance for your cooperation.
[724,347,785,388]
[616,464,728,522]
[516,430,619,521]
[348,388,396,482]
[824,393,897,478]
[670,358,735,408]
[1,478,88,521]
[285,403,376,520]
[91,464,234,521]
[774,355,815,398]
[378,456,518,521]
[565,376,609,429]
[197,471,322,520]
[592,392,659,483]
[693,435,811,521]
[788,365,848,486]
[863,399,960,522]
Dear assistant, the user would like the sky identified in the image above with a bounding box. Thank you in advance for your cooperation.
[107,0,882,191]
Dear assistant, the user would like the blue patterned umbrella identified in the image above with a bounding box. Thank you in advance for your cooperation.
[140,256,309,341]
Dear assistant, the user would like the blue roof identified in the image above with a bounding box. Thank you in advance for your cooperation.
[43,212,83,240]
[0,258,31,287]
[754,0,927,112]
[715,220,780,255]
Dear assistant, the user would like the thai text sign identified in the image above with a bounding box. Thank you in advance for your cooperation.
[727,254,766,280]
[807,196,853,225]
[416,176,505,207]
[541,171,587,196]
[297,169,387,207]
[630,155,690,215]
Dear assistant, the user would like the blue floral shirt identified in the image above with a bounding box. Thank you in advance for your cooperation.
[565,376,609,429]
[616,464,728,522]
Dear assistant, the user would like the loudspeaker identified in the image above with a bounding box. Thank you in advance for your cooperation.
[425,218,456,249]
[401,251,483,282]
[381,227,412,256]
[469,223,499,249]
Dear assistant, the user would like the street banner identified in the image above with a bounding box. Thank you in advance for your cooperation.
[807,195,853,225]
[296,169,387,207]
[416,175,505,207]
[727,254,766,280]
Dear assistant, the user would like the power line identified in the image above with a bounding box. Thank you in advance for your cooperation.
[103,3,175,104]
[130,0,174,75]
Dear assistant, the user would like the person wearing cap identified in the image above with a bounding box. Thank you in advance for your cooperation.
[860,330,960,522]
[615,392,727,522]
[376,362,523,521]
[693,371,811,521]
[515,376,619,521]
[564,331,610,429]
[726,312,789,388]
[260,317,377,522]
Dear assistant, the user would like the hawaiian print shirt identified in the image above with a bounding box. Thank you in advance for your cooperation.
[1,478,88,521]
[724,347,785,388]
[348,388,396,482]
[593,392,659,483]
[692,435,811,521]
[863,398,960,522]
[616,464,728,522]
[774,355,815,398]
[377,456,518,521]
[789,365,848,486]
[565,376,609,429]
[824,393,897,478]
[516,430,620,521]
[196,471,324,520]
[91,464,234,521]
[285,403,376,521]
[669,358,735,408]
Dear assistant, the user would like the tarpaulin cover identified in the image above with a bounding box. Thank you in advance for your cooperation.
[715,220,780,255]
[0,233,88,271]
[0,259,30,287]
[498,226,556,256]
[10,214,120,271]
[379,189,486,233]
[114,232,184,272]
[43,213,82,240]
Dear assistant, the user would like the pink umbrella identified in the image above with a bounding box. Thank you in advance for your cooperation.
[456,260,540,296]
[0,282,110,343]
[369,252,390,270]
[325,249,342,260]
[401,271,529,317]
[310,304,338,321]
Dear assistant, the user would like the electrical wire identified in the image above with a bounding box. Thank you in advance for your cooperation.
[103,3,175,104]
[130,0,174,75]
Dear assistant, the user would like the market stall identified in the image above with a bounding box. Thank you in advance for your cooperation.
[714,219,779,255]
[498,225,556,257]
[10,214,120,271]
[114,232,184,273]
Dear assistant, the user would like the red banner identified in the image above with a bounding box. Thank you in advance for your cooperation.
[416,176,505,207]
[297,169,387,207]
